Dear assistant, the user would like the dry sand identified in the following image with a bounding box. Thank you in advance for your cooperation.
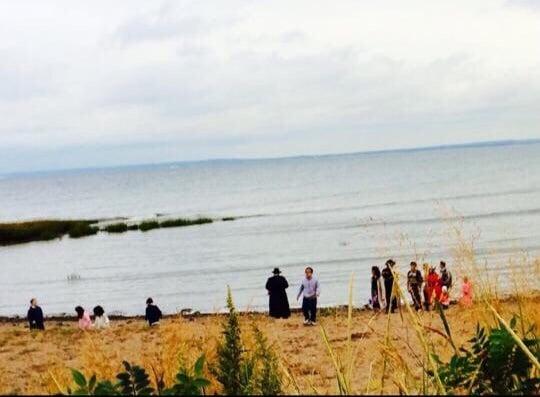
[0,297,539,395]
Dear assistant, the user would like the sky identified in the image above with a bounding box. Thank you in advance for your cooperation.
[0,0,539,173]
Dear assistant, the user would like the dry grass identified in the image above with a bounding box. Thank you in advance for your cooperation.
[0,295,538,395]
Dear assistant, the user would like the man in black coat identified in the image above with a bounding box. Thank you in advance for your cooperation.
[265,268,291,319]
[27,298,45,330]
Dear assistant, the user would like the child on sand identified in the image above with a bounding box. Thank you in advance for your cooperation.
[27,298,45,331]
[75,306,92,330]
[370,266,385,311]
[460,276,474,307]
[440,286,450,310]
[93,305,110,329]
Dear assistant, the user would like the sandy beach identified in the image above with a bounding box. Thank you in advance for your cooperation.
[1,295,538,395]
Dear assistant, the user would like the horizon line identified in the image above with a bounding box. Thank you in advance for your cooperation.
[3,138,540,177]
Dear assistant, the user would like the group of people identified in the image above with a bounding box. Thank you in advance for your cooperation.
[27,261,473,331]
[264,260,473,325]
[372,259,473,313]
[27,297,163,331]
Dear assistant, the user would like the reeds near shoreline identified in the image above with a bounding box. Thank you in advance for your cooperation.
[0,216,220,245]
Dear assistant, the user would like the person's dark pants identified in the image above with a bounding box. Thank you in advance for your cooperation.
[423,288,431,311]
[385,282,397,313]
[302,297,317,322]
[410,285,422,311]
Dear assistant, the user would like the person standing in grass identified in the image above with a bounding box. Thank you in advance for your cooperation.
[439,261,453,291]
[407,262,423,311]
[297,267,320,325]
[75,306,92,330]
[382,259,398,313]
[370,266,385,311]
[145,297,162,326]
[27,298,45,331]
[93,305,110,329]
[460,276,474,308]
[266,267,291,319]
[424,266,441,311]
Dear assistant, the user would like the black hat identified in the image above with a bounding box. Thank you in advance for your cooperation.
[272,267,281,274]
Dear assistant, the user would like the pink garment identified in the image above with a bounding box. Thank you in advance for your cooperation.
[78,311,92,330]
[460,281,474,307]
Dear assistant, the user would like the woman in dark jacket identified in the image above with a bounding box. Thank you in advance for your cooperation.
[265,268,291,319]
[145,297,162,326]
[27,298,45,330]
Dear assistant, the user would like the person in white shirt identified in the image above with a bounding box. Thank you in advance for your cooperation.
[93,305,110,329]
[297,267,321,326]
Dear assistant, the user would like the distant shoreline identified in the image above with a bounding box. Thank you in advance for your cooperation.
[3,138,539,178]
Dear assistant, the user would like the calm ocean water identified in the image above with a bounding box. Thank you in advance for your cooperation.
[1,142,539,316]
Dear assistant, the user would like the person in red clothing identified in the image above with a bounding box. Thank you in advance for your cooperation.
[423,266,441,311]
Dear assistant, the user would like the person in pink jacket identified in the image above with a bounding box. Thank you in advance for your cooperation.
[460,276,474,307]
[75,306,92,330]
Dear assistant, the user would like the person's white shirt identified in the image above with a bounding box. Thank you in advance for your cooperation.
[94,314,110,329]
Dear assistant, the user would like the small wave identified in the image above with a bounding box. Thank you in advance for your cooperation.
[238,187,539,221]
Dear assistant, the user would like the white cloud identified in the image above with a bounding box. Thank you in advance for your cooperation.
[0,0,539,172]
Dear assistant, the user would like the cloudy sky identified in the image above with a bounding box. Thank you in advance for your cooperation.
[1,0,539,172]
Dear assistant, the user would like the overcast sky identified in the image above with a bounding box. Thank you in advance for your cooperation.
[1,0,539,172]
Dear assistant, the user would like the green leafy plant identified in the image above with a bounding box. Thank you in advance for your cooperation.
[67,357,211,396]
[433,316,540,395]
[252,325,282,395]
[163,355,211,396]
[116,361,154,396]
[214,287,246,395]
[68,369,118,395]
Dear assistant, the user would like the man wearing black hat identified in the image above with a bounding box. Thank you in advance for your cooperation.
[265,268,291,319]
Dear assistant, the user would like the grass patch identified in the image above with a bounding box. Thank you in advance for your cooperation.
[0,220,98,245]
[159,217,213,228]
[67,223,99,238]
[0,216,222,245]
[104,223,129,233]
[139,221,160,232]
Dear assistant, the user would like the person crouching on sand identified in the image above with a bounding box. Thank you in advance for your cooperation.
[297,267,320,326]
[75,306,92,330]
[93,305,110,329]
[440,286,450,310]
[266,267,291,319]
[27,298,45,331]
[145,297,162,326]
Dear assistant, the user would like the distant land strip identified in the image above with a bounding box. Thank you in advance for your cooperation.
[0,216,234,246]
